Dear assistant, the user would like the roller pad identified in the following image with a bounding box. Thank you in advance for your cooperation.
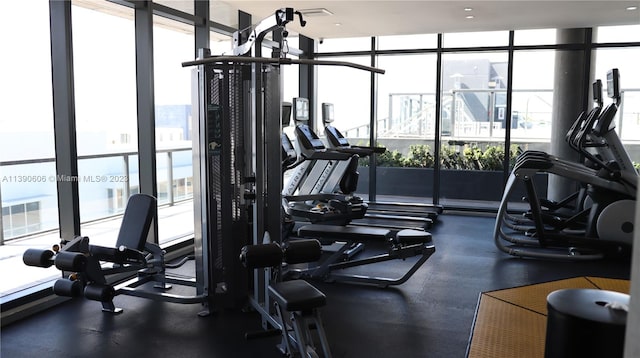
[23,249,55,268]
[284,239,322,264]
[84,284,116,302]
[54,251,88,272]
[395,229,432,246]
[240,243,283,269]
[53,279,84,297]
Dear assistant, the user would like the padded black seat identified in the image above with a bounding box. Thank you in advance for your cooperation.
[396,229,432,245]
[298,224,392,241]
[269,280,326,311]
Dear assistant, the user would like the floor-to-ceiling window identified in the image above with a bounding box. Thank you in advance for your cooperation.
[315,25,640,210]
[0,0,235,302]
[0,0,59,297]
[153,15,195,244]
[73,2,138,247]
[438,51,510,206]
[595,24,640,168]
[375,52,438,201]
[316,55,372,197]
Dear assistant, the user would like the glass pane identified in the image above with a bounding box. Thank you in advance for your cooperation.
[171,150,193,201]
[444,31,509,48]
[597,24,640,43]
[154,16,195,245]
[0,0,60,297]
[377,34,437,50]
[514,29,557,46]
[375,54,437,202]
[73,4,137,156]
[153,0,193,15]
[595,47,640,167]
[210,1,237,29]
[316,56,371,198]
[78,156,130,223]
[156,152,170,205]
[440,52,509,207]
[282,62,300,104]
[1,163,58,239]
[317,37,371,52]
[317,56,371,141]
[73,2,137,249]
[511,51,555,145]
[506,50,556,210]
[210,32,232,56]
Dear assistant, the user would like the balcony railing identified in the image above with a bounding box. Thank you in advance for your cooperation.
[345,89,640,142]
[0,147,193,245]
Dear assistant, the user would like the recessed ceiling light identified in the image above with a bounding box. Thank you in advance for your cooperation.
[334,23,342,26]
[464,7,473,11]
[465,15,475,19]
[626,6,638,10]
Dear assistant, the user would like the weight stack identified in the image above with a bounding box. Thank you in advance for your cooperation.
[545,288,628,358]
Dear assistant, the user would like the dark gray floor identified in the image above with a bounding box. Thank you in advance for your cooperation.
[1,214,631,358]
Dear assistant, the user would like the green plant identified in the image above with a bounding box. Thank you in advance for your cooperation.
[479,145,504,171]
[634,161,640,172]
[376,149,405,167]
[463,145,483,170]
[440,145,466,169]
[403,144,435,168]
[358,142,521,171]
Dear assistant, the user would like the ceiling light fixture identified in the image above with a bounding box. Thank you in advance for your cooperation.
[466,15,475,19]
[464,7,473,11]
[334,23,342,26]
[626,6,638,10]
[298,8,333,17]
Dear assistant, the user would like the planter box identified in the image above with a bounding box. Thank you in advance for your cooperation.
[357,167,548,202]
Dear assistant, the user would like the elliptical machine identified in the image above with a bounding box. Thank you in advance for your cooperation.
[494,69,637,260]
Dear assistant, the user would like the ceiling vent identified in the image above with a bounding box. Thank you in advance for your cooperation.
[298,8,333,17]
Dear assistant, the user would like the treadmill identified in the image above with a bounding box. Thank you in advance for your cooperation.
[321,102,443,224]
[279,98,435,287]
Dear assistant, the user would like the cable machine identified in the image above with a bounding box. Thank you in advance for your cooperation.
[184,6,386,330]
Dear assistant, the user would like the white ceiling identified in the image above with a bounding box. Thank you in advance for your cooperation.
[213,0,640,40]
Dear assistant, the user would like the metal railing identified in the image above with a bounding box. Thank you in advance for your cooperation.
[345,89,640,141]
[0,147,193,245]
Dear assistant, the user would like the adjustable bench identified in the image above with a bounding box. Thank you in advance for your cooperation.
[294,224,435,288]
[23,194,199,314]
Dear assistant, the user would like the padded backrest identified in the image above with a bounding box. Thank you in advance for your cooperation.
[115,194,157,251]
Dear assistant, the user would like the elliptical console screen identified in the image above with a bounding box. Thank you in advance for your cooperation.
[607,68,620,99]
[293,97,309,122]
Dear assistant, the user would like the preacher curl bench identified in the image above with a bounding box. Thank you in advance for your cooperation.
[240,239,332,358]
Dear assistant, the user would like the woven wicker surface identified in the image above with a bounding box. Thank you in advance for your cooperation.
[467,277,630,358]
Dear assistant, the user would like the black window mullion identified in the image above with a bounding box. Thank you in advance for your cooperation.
[49,0,81,240]
[134,0,158,244]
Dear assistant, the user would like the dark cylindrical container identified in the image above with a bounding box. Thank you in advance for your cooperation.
[545,288,628,358]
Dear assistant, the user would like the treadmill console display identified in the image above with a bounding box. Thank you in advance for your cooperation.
[282,102,292,127]
[322,103,334,123]
[293,97,310,122]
